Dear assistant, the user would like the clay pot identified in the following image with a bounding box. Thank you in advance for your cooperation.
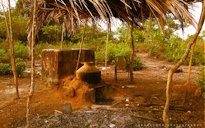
[76,62,101,84]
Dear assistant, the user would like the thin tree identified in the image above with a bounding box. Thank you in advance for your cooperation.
[184,42,196,103]
[1,0,20,99]
[163,1,205,127]
[26,0,37,127]
[61,18,65,49]
[76,21,86,71]
[129,22,134,82]
[105,19,111,69]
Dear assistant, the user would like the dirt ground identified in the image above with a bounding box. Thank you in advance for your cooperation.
[0,53,204,128]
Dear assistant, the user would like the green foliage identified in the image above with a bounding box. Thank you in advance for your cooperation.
[160,35,186,63]
[134,29,145,43]
[0,63,12,75]
[35,40,131,64]
[0,41,29,63]
[196,67,205,98]
[95,49,105,63]
[0,41,10,63]
[126,56,144,71]
[0,49,6,62]
[0,19,7,39]
[115,23,130,43]
[0,40,9,48]
[0,60,26,76]
[16,60,26,76]
[115,23,145,44]
[115,21,204,65]
[35,25,131,64]
[71,25,107,44]
[14,41,29,59]
[133,56,144,71]
[196,67,205,94]
[0,15,28,41]
[107,41,131,63]
[40,25,62,43]
[12,16,29,41]
[114,21,204,71]
[0,41,26,76]
[191,46,205,65]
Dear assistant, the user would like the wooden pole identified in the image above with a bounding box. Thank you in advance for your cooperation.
[76,21,86,71]
[105,19,111,68]
[184,43,196,103]
[61,21,65,49]
[187,44,196,82]
[26,0,37,127]
[129,22,134,82]
[7,0,20,99]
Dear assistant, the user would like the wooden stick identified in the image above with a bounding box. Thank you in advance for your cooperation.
[26,0,37,127]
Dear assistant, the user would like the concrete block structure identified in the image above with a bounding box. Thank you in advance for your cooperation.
[42,48,95,86]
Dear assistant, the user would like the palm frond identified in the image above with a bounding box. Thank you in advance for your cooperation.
[27,0,200,39]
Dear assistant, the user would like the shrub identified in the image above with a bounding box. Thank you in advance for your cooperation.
[40,25,61,43]
[12,16,29,41]
[14,41,29,59]
[133,56,144,71]
[107,41,131,63]
[0,49,6,62]
[0,20,7,39]
[196,67,205,98]
[95,49,105,64]
[0,59,26,76]
[0,15,28,41]
[0,41,10,63]
[116,22,204,66]
[16,61,26,76]
[126,56,144,71]
[0,41,29,62]
[191,44,205,65]
[0,63,12,75]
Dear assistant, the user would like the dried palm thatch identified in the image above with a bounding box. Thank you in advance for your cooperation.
[27,0,201,37]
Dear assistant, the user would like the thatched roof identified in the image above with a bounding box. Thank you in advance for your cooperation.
[28,0,202,36]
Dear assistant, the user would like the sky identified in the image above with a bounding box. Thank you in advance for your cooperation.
[98,2,205,39]
[174,2,205,39]
[0,0,16,10]
[0,1,204,39]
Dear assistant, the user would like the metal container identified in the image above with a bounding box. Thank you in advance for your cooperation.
[76,62,101,84]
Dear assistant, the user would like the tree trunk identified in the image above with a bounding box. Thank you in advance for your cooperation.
[163,1,205,127]
[26,0,37,127]
[184,43,196,103]
[187,44,196,83]
[61,21,65,49]
[129,22,134,82]
[8,0,20,99]
[105,19,111,68]
[76,21,86,71]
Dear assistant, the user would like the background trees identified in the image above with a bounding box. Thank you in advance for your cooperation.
[0,6,204,71]
[0,0,204,93]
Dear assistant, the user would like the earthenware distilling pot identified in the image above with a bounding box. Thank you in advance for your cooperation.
[76,62,101,84]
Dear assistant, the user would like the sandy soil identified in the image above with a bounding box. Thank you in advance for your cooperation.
[0,52,204,128]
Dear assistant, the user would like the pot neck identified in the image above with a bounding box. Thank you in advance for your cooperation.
[82,62,95,66]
